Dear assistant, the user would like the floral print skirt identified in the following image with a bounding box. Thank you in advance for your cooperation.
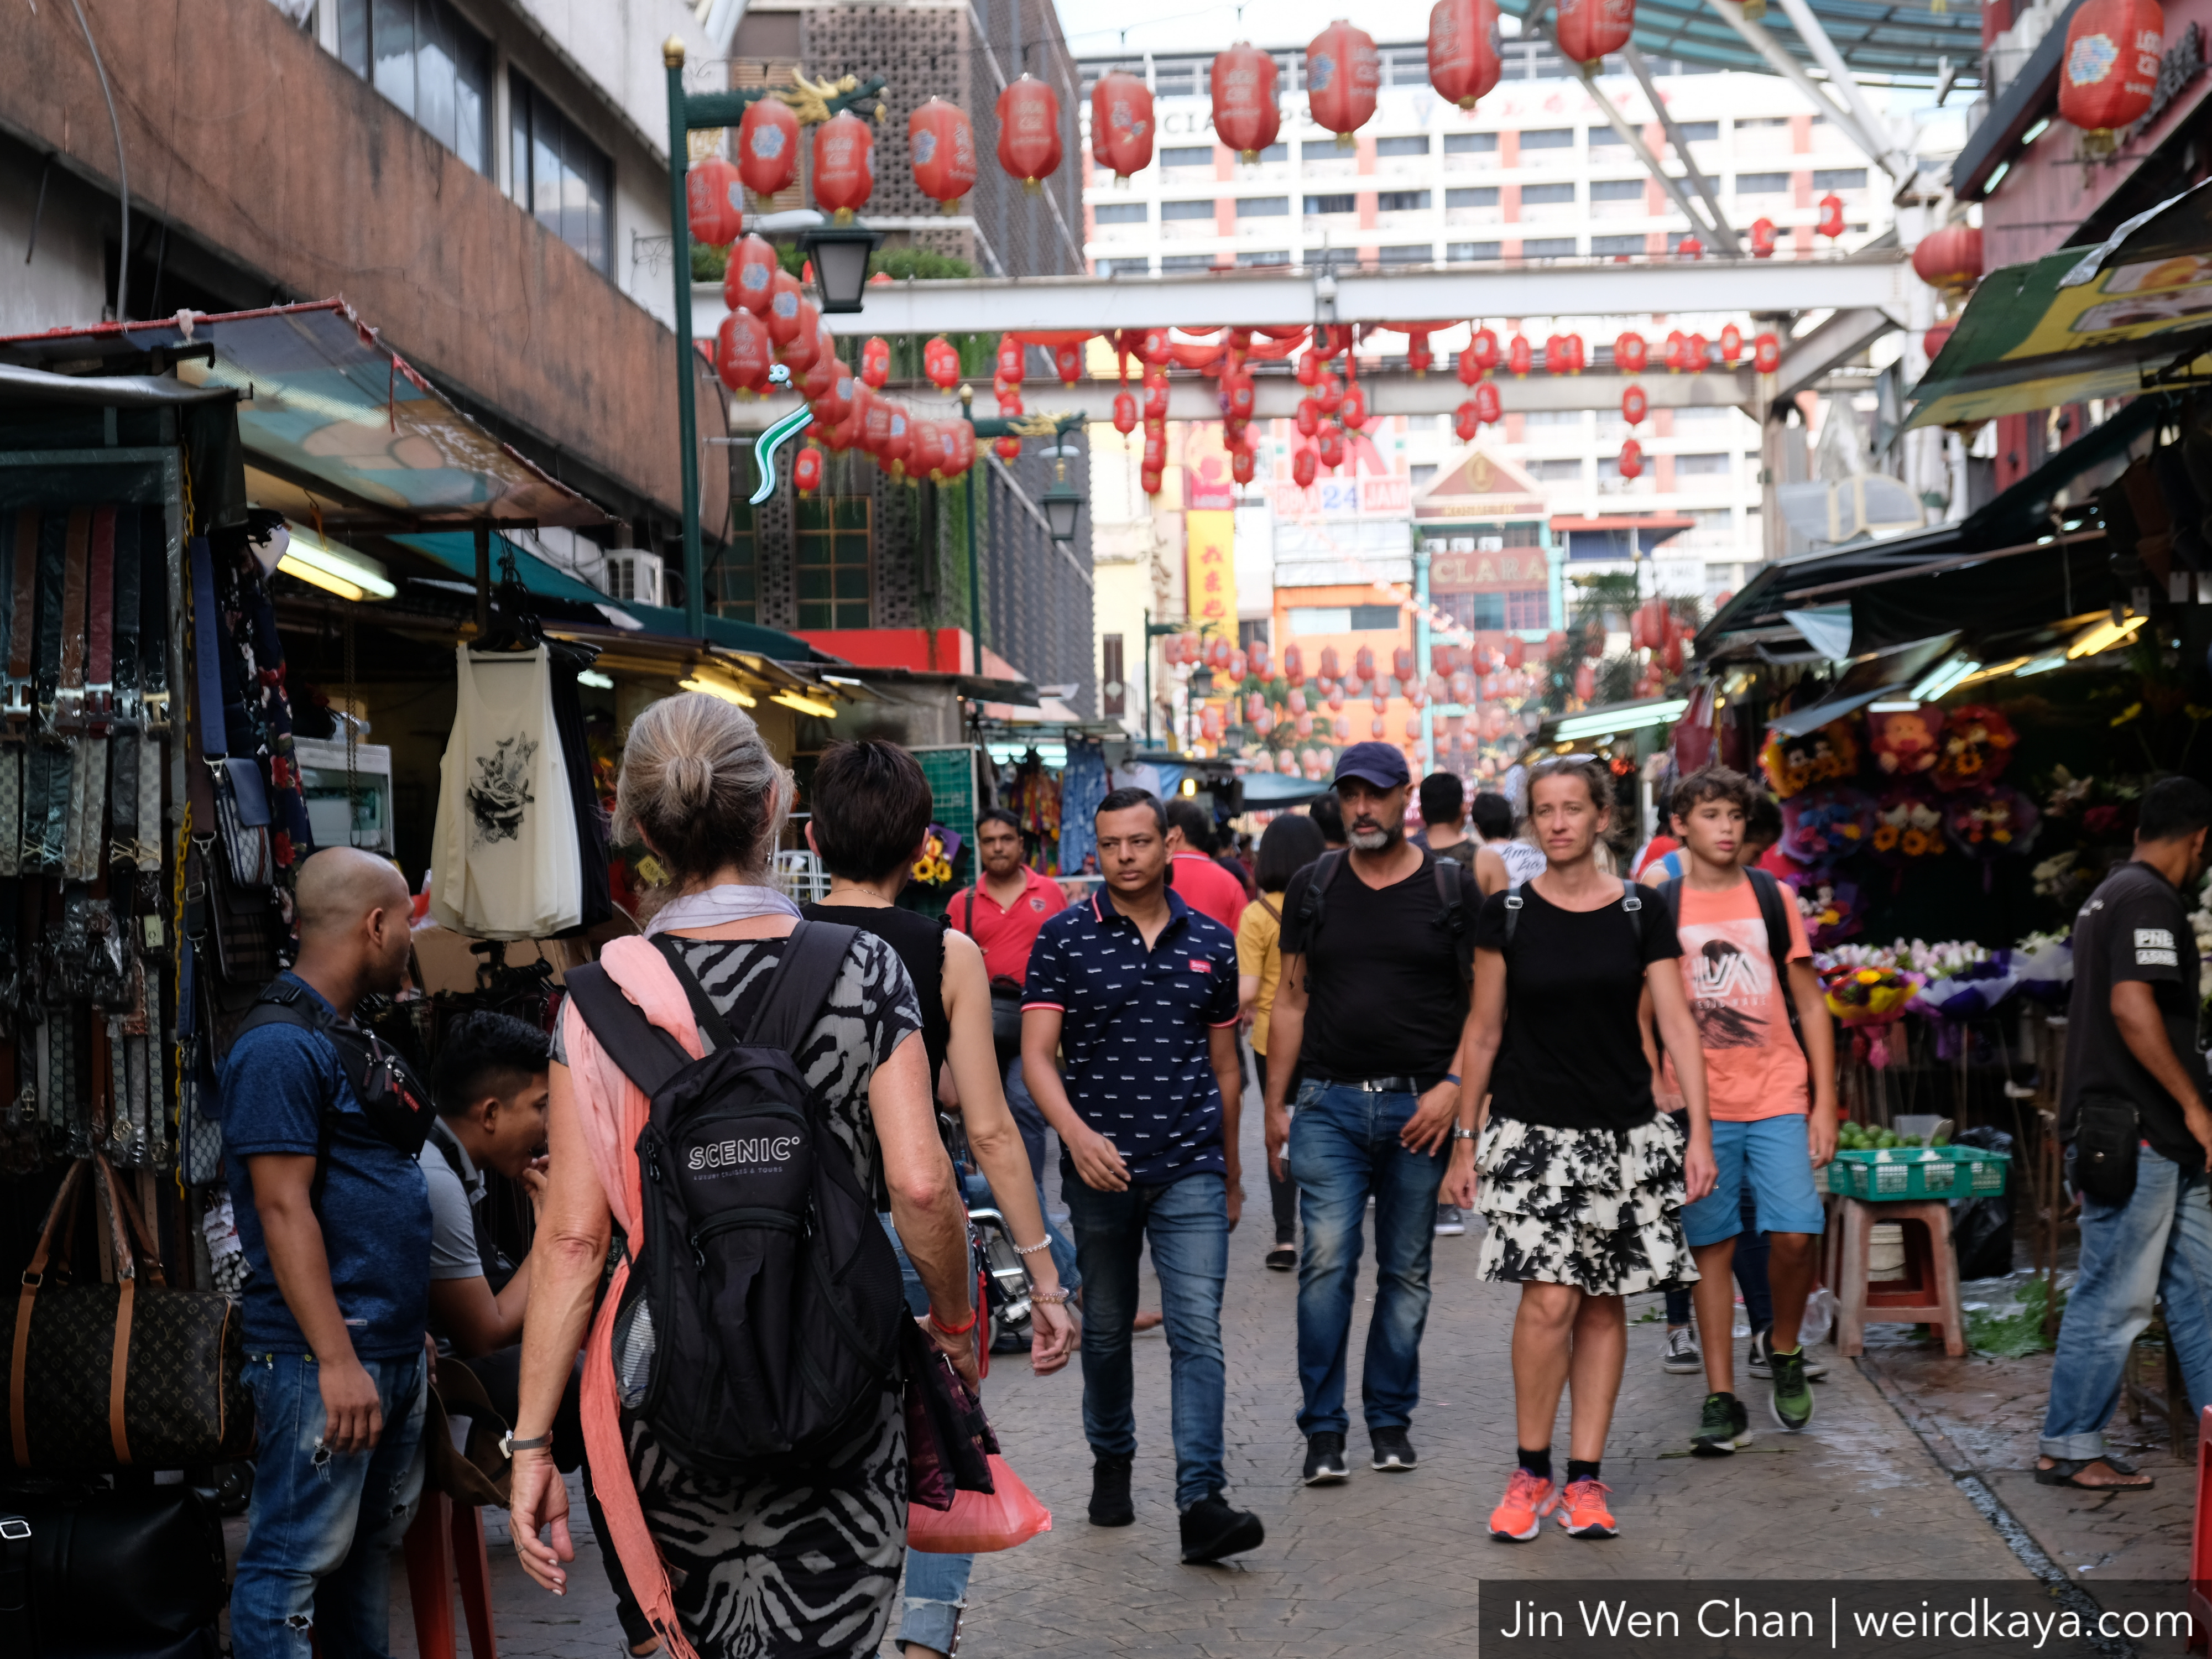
[1475,1112,1698,1296]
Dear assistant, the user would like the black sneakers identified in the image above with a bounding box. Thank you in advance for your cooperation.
[1370,1426,1418,1471]
[1088,1454,1134,1526]
[1302,1432,1349,1485]
[1180,1493,1266,1563]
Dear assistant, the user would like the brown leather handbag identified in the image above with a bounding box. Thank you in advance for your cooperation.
[4,1154,253,1472]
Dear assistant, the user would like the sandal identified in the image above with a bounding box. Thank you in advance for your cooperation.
[2034,1455,2154,1490]
[1266,1243,1296,1272]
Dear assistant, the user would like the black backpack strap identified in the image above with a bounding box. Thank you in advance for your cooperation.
[1746,867,1797,973]
[1432,856,1477,987]
[1658,875,1684,930]
[1501,878,1524,950]
[1293,851,1345,947]
[746,920,861,1053]
[562,961,696,1097]
[963,889,975,938]
[1620,878,1643,950]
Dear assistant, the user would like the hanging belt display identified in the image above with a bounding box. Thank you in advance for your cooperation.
[65,508,114,883]
[0,511,30,880]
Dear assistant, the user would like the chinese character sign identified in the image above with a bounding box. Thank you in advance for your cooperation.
[1185,509,1237,632]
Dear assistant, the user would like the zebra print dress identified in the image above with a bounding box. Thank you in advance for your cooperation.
[559,927,924,1658]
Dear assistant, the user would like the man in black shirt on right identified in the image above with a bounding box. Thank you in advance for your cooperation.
[2039,776,2212,1490]
[1265,743,1477,1485]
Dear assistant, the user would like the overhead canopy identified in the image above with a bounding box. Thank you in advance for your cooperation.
[1907,181,2212,429]
[1500,0,1982,82]
[0,301,608,530]
[398,533,634,615]
[1240,771,1331,807]
[1765,681,1909,737]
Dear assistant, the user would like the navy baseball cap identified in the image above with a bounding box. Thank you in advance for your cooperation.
[1333,742,1411,791]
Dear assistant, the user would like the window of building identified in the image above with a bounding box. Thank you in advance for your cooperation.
[1383,47,1428,84]
[1521,127,1574,149]
[337,0,492,172]
[1096,257,1153,275]
[1161,144,1214,167]
[1588,127,1628,147]
[1590,178,1645,201]
[1674,452,1731,474]
[1444,132,1498,154]
[1235,249,1290,265]
[1410,463,1437,489]
[1154,67,1198,97]
[1521,237,1577,257]
[1377,244,1431,264]
[1375,135,1430,156]
[1377,189,1430,212]
[1237,196,1290,216]
[1675,121,1719,142]
[1349,604,1402,630]
[1094,201,1149,224]
[1447,186,1500,208]
[1506,587,1548,628]
[1160,254,1215,270]
[1529,458,1584,481]
[1591,233,1644,255]
[1521,182,1574,205]
[1524,410,1585,427]
[1288,604,1402,633]
[1448,241,1501,260]
[1504,523,1541,546]
[1101,634,1125,716]
[1161,199,1215,220]
[510,73,614,273]
[1814,168,1868,190]
[1737,116,1789,134]
[795,497,870,629]
[1304,193,1357,215]
[1251,142,1290,162]
[1735,171,1791,193]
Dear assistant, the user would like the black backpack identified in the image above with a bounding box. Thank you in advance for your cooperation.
[1293,849,1480,987]
[561,924,907,1475]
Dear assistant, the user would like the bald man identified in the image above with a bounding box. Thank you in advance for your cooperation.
[224,848,435,1659]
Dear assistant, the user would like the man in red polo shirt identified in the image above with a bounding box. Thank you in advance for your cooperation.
[1164,797,1251,932]
[951,807,1067,1178]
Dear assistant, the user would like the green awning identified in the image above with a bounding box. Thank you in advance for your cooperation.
[616,601,834,664]
[395,533,624,612]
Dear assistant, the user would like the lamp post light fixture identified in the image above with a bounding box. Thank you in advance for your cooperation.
[1040,451,1085,545]
[797,221,884,314]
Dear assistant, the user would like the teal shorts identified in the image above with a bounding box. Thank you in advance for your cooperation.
[1681,1114,1826,1245]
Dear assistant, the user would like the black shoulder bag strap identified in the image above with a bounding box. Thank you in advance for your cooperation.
[1620,878,1644,950]
[963,889,975,937]
[1432,857,1477,987]
[1502,878,1524,950]
[1658,875,1684,929]
[1296,851,1347,940]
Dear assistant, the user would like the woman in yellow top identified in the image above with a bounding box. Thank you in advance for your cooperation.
[1238,813,1329,1272]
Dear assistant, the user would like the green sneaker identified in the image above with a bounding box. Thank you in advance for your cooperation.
[1770,1346,1815,1432]
[1691,1392,1752,1457]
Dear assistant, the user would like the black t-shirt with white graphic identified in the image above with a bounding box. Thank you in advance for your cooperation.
[2061,859,2207,1173]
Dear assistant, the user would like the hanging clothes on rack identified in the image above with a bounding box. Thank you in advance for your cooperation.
[545,638,613,932]
[1007,749,1061,872]
[1059,738,1107,874]
[431,644,582,940]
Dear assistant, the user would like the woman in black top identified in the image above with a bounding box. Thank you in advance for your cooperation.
[1444,759,1714,1545]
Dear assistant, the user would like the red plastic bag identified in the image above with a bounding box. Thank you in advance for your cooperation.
[906,1455,1052,1554]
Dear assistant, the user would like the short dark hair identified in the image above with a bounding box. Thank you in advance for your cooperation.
[2139,776,2212,843]
[975,806,1021,836]
[1255,812,1327,892]
[1164,796,1215,853]
[1097,786,1166,832]
[1526,757,1608,813]
[432,1012,550,1119]
[1469,791,1514,841]
[1670,764,1756,821]
[1745,791,1783,846]
[1418,771,1465,827]
[808,740,934,881]
[1309,789,1345,846]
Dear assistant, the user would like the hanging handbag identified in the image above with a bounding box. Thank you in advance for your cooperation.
[4,1154,254,1472]
[1,1482,226,1655]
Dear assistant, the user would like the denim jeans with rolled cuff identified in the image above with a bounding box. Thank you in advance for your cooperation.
[1288,1079,1446,1437]
[1061,1165,1230,1511]
[231,1349,428,1659]
[2041,1142,2212,1460]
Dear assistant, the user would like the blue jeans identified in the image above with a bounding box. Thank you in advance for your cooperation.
[1287,1081,1446,1436]
[2042,1145,2212,1459]
[1005,1052,1048,1181]
[232,1350,429,1659]
[1061,1165,1229,1510]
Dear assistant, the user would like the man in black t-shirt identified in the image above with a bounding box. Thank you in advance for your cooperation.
[1265,743,1477,1486]
[2039,776,2212,1491]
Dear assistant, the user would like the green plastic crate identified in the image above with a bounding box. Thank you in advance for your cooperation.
[1820,1146,2010,1201]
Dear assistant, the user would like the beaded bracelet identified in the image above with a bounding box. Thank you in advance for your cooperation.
[1030,1288,1071,1305]
[1011,1237,1053,1256]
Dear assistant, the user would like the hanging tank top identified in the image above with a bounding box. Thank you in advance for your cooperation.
[802,902,953,1088]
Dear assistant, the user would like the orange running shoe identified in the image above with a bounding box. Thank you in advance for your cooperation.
[1486,1468,1558,1542]
[1555,1478,1618,1540]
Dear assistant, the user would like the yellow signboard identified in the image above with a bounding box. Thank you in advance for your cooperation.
[1186,509,1236,634]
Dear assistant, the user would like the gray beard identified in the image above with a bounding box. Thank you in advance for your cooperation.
[1348,823,1400,852]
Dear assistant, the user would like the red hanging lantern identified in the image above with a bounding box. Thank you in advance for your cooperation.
[1143,430,1168,472]
[1924,321,1956,359]
[1232,449,1256,485]
[1000,435,1027,463]
[996,336,1026,386]
[1112,391,1138,434]
[1752,330,1781,374]
[738,97,801,201]
[1297,351,1326,388]
[998,388,1025,419]
[1314,374,1343,414]
[909,419,948,480]
[1677,233,1704,260]
[1557,0,1634,67]
[1455,343,1484,387]
[1250,640,1272,677]
[1911,224,1985,294]
[1474,380,1502,425]
[1542,333,1568,375]
[803,352,838,405]
[1211,43,1282,160]
[1223,374,1258,421]
[1621,383,1647,426]
[1339,383,1368,426]
[1719,323,1744,366]
[716,308,772,393]
[812,111,875,220]
[766,268,806,348]
[1614,331,1648,373]
[1143,374,1170,421]
[1316,426,1345,468]
[1296,399,1322,437]
[792,445,824,497]
[1749,216,1777,258]
[1131,327,1172,366]
[856,387,890,455]
[1619,438,1643,479]
[1664,329,1688,372]
[1815,192,1846,239]
[1405,327,1436,376]
[1504,637,1524,670]
[814,361,854,426]
[1428,0,1503,110]
[1506,334,1532,377]
[923,336,962,390]
[1292,449,1318,487]
[1686,331,1709,371]
[1393,646,1417,684]
[778,301,820,369]
[1354,645,1377,682]
[724,233,779,316]
[1307,20,1381,145]
[996,76,1063,191]
[860,336,891,389]
[1472,327,1501,375]
[1283,643,1306,684]
[942,419,977,479]
[1052,341,1082,385]
[1574,662,1597,702]
[1090,69,1155,180]
[686,156,744,248]
[909,97,979,212]
[2061,0,2163,146]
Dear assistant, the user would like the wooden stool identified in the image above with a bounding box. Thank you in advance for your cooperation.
[1832,1197,1965,1358]
[403,1492,499,1659]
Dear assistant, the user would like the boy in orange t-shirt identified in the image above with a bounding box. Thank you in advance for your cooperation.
[1656,766,1838,1448]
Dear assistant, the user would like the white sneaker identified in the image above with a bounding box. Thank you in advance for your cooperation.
[1662,1326,1702,1374]
[1434,1204,1466,1237]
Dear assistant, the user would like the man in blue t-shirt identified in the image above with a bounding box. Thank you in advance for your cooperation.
[1020,787,1265,1567]
[223,847,429,1659]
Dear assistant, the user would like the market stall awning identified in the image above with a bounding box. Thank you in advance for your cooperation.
[0,301,608,530]
[1500,0,1984,83]
[615,600,838,666]
[398,533,635,616]
[1533,695,1691,748]
[1240,771,1331,808]
[1907,181,2212,429]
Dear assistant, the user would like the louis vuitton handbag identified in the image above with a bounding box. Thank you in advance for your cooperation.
[4,1153,253,1472]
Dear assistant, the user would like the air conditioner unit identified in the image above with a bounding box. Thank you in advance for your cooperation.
[604,551,664,607]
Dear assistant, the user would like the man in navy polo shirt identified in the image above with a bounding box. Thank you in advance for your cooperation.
[1021,786,1265,1566]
